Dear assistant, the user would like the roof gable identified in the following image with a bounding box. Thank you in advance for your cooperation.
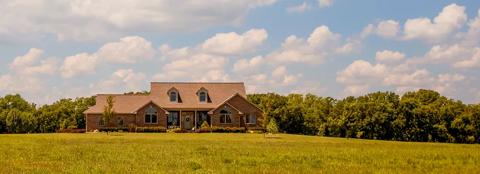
[150,82,246,109]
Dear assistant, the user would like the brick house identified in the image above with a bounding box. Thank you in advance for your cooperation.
[84,82,263,131]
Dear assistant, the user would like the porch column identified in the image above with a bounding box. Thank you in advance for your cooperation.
[194,110,197,129]
[180,110,182,129]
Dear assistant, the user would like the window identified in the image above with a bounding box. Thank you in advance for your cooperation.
[199,91,207,102]
[169,91,178,102]
[99,117,105,126]
[145,105,158,124]
[117,118,124,126]
[220,110,232,124]
[246,113,256,124]
[168,112,179,127]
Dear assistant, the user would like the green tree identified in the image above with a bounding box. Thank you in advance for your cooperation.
[102,96,115,128]
[266,118,279,134]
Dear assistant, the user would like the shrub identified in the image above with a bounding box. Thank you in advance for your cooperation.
[247,127,265,134]
[266,119,279,134]
[57,128,86,133]
[98,127,128,132]
[205,126,246,133]
[127,123,136,132]
[135,126,166,133]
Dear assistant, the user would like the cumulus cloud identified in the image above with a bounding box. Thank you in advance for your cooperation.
[361,20,400,39]
[233,56,265,73]
[318,0,333,7]
[9,48,57,76]
[375,50,405,63]
[0,0,277,42]
[60,36,155,78]
[61,53,99,78]
[454,48,480,68]
[97,36,155,64]
[287,2,311,13]
[201,29,268,55]
[403,4,467,42]
[94,69,147,93]
[267,26,357,64]
[153,52,229,82]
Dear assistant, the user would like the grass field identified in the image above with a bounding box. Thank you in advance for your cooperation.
[0,133,479,174]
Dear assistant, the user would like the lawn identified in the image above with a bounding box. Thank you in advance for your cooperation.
[0,133,479,173]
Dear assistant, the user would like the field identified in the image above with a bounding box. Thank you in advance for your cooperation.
[0,133,479,173]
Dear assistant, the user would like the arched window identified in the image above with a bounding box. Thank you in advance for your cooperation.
[169,91,178,102]
[220,109,232,124]
[145,105,158,124]
[199,91,207,102]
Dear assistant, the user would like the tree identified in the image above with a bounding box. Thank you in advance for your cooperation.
[266,118,279,134]
[102,96,115,128]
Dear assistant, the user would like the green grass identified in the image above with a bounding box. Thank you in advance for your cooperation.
[0,133,479,174]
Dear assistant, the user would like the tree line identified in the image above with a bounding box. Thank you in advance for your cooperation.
[248,89,480,143]
[0,89,478,143]
[0,94,95,133]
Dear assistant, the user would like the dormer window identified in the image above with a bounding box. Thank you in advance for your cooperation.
[197,87,208,103]
[169,91,178,102]
[199,91,207,102]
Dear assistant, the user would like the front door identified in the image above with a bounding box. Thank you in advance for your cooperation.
[182,112,194,130]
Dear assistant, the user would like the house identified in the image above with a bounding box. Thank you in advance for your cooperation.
[84,82,263,131]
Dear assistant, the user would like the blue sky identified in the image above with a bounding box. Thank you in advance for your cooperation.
[1,0,480,104]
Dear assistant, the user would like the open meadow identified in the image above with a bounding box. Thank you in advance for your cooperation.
[0,133,479,173]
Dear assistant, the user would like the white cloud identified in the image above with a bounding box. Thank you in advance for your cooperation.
[434,73,465,95]
[9,48,57,76]
[94,69,147,93]
[376,20,400,38]
[0,0,277,42]
[201,29,268,55]
[337,60,387,88]
[153,52,229,82]
[233,56,265,73]
[361,20,399,39]
[403,4,467,42]
[267,25,356,64]
[454,48,480,68]
[61,53,98,78]
[97,36,155,64]
[318,0,333,7]
[287,2,311,13]
[375,50,405,63]
[60,36,156,78]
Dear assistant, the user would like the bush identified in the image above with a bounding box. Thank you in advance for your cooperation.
[266,119,279,134]
[135,126,166,133]
[247,127,265,134]
[98,127,128,132]
[127,124,136,132]
[202,126,246,133]
[57,128,86,133]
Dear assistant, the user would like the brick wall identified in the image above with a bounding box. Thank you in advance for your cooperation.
[135,103,167,127]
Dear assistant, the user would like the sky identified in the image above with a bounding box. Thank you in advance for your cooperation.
[1,0,480,104]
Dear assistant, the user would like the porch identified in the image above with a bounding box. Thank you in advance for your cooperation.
[167,110,211,130]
